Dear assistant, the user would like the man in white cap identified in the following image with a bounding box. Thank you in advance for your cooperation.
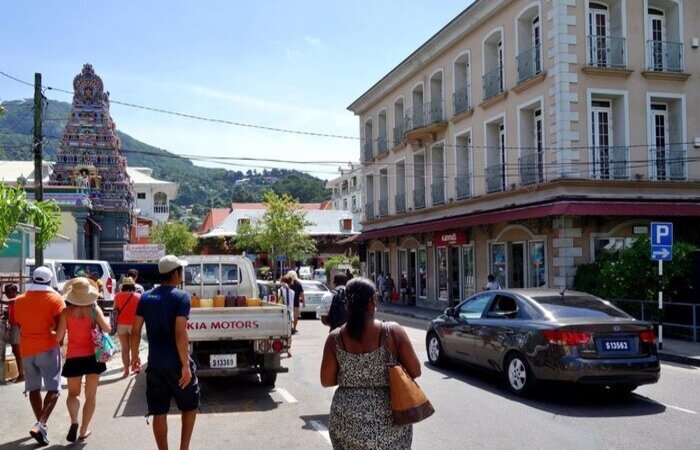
[13,266,65,446]
[130,255,199,450]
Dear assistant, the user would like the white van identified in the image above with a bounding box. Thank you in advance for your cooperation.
[25,259,117,304]
[182,255,258,300]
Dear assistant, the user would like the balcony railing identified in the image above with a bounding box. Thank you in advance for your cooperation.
[587,35,626,69]
[362,140,374,162]
[377,137,389,154]
[379,198,389,217]
[365,202,375,221]
[591,146,628,180]
[153,204,169,214]
[519,152,545,186]
[414,187,426,209]
[431,179,445,206]
[395,192,406,214]
[483,66,504,101]
[485,164,506,193]
[651,145,686,181]
[455,174,472,200]
[453,84,471,116]
[392,122,405,147]
[647,40,684,73]
[516,44,542,84]
[406,100,445,132]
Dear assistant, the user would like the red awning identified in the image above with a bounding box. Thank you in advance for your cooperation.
[356,201,700,241]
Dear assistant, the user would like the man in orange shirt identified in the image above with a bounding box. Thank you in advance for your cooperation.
[14,266,65,446]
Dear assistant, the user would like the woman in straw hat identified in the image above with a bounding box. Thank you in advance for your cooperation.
[54,277,111,442]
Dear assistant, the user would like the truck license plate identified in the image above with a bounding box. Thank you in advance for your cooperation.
[210,354,237,369]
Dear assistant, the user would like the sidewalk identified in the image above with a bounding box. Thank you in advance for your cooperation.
[378,302,700,367]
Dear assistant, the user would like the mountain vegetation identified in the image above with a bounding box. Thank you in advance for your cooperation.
[0,99,331,229]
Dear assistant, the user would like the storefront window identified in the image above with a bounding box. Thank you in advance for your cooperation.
[490,243,507,289]
[528,241,546,287]
[398,250,407,279]
[417,248,427,298]
[368,251,375,280]
[462,245,475,298]
[436,247,448,300]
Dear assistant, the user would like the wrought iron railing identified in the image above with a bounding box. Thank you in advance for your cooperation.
[365,202,375,221]
[362,140,374,161]
[587,35,626,69]
[395,192,406,214]
[485,164,506,193]
[519,152,545,186]
[455,174,472,200]
[516,44,542,84]
[647,40,684,72]
[591,146,629,180]
[650,145,686,181]
[431,180,445,205]
[379,198,389,217]
[414,187,426,209]
[406,100,445,132]
[453,84,471,117]
[377,137,388,154]
[392,122,404,147]
[483,66,504,101]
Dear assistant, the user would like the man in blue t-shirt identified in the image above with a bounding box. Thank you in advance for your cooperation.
[131,255,199,450]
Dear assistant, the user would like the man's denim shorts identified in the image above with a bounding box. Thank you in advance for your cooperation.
[23,347,62,392]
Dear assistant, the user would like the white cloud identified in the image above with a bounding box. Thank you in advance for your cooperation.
[304,35,323,48]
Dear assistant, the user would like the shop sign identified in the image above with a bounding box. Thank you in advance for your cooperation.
[433,230,468,246]
[123,244,166,261]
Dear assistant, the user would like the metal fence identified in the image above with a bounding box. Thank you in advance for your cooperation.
[453,84,471,117]
[483,66,504,101]
[588,35,626,69]
[610,299,700,343]
[647,40,684,73]
[516,44,542,84]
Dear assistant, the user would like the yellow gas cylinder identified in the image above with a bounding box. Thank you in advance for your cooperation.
[213,293,226,308]
[200,297,214,308]
[191,294,201,308]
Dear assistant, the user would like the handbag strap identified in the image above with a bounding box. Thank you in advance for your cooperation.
[382,322,397,368]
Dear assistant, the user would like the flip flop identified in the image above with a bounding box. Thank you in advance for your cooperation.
[78,430,92,441]
[67,423,79,443]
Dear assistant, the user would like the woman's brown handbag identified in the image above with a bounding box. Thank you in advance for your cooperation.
[384,324,435,426]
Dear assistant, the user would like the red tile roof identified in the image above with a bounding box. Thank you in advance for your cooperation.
[230,203,326,210]
[198,208,232,234]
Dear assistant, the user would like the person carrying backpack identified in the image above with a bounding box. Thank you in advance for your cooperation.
[323,274,348,332]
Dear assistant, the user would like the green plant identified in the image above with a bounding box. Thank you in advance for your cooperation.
[150,221,197,256]
[0,184,61,250]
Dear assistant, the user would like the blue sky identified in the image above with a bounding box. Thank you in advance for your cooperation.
[2,1,471,179]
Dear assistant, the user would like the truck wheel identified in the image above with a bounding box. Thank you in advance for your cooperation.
[260,371,277,387]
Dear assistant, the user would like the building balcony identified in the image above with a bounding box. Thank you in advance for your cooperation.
[414,187,426,210]
[516,44,542,85]
[519,152,545,186]
[650,145,686,181]
[431,180,445,206]
[591,146,628,180]
[483,66,504,101]
[377,137,389,155]
[485,163,506,193]
[392,123,405,148]
[379,198,389,217]
[646,40,684,73]
[404,100,447,140]
[153,204,169,214]
[395,192,406,214]
[365,202,375,221]
[362,141,374,162]
[452,85,472,118]
[455,174,472,200]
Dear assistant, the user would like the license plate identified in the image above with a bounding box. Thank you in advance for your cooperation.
[601,339,630,351]
[209,354,237,369]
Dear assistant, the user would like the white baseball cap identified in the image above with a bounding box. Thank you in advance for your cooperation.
[32,266,53,283]
[158,255,188,274]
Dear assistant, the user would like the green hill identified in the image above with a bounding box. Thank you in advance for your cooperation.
[0,99,330,228]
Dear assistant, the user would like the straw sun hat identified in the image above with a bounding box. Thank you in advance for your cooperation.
[63,277,100,306]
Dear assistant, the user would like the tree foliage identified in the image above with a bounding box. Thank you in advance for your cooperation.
[150,221,197,256]
[0,184,61,249]
[324,250,360,281]
[574,234,697,301]
[236,191,317,276]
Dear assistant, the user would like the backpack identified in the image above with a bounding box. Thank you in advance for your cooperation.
[328,286,348,330]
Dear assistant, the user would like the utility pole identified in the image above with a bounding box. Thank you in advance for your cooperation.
[33,72,44,266]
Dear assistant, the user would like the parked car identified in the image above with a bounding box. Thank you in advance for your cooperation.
[26,259,117,307]
[299,280,332,318]
[313,268,327,284]
[426,289,660,396]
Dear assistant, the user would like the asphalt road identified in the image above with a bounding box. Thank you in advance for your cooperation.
[1,313,699,449]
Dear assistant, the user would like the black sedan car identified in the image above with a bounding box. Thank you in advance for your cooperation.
[426,289,660,395]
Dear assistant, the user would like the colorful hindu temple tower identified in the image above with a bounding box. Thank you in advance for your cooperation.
[49,64,135,261]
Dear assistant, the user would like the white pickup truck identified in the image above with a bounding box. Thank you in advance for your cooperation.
[183,255,290,386]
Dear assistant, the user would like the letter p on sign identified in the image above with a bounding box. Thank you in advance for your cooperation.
[651,222,673,246]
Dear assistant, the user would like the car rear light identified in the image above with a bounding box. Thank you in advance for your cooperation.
[271,340,283,353]
[106,278,113,294]
[639,329,656,344]
[542,330,592,346]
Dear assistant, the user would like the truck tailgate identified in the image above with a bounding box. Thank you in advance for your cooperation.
[188,306,290,341]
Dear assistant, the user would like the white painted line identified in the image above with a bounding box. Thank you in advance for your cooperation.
[274,388,298,404]
[666,405,697,415]
[638,397,697,415]
[310,420,332,446]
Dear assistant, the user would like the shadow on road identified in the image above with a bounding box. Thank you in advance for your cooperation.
[425,361,667,418]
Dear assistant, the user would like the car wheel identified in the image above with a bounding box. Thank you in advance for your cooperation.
[504,353,534,396]
[260,371,277,387]
[426,333,445,366]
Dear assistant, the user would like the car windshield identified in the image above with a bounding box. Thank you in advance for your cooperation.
[302,282,329,292]
[533,295,630,318]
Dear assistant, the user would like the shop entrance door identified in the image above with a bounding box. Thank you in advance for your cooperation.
[509,242,526,288]
[409,250,417,305]
[449,246,461,306]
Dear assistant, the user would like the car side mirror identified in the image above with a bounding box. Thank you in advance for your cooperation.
[444,307,455,317]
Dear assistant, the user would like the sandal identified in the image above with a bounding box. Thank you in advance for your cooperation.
[78,430,92,441]
[67,423,79,443]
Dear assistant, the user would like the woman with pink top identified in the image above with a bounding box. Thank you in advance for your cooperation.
[55,278,111,442]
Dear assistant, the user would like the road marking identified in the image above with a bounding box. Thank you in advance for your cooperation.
[310,420,332,446]
[666,404,697,415]
[275,388,298,403]
[638,397,697,415]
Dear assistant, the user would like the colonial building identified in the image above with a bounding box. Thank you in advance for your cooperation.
[128,167,179,245]
[326,165,364,231]
[349,0,700,309]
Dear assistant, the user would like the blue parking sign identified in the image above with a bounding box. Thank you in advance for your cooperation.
[650,222,673,261]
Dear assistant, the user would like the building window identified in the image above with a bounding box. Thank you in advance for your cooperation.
[417,248,427,298]
[462,244,475,298]
[490,243,507,289]
[485,116,506,193]
[528,241,546,287]
[343,198,348,210]
[351,196,357,209]
[646,3,683,72]
[137,192,146,200]
[436,247,448,300]
[483,29,505,100]
[589,93,629,180]
[648,96,686,181]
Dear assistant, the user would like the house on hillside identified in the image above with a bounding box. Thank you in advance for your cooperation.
[326,165,363,231]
